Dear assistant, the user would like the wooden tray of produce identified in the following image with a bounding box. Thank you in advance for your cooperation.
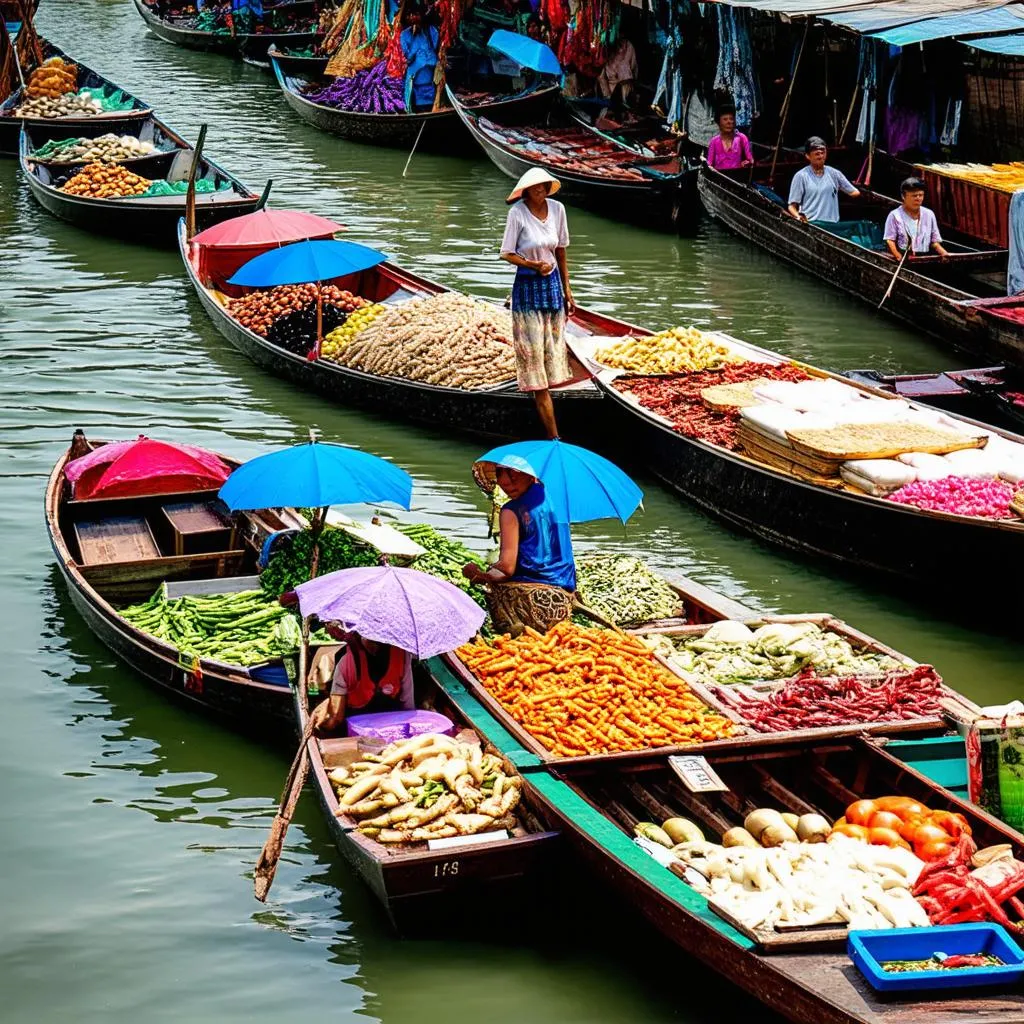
[784,422,986,461]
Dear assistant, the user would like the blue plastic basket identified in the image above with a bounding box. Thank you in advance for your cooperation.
[849,925,1024,993]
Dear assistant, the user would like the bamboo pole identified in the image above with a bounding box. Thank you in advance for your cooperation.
[184,124,208,242]
[769,18,811,186]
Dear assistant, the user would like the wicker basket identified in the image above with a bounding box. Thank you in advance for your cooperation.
[486,580,575,635]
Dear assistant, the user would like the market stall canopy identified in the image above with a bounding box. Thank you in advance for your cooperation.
[700,0,1013,17]
[192,209,345,249]
[966,30,1024,51]
[294,565,485,659]
[66,436,231,500]
[822,2,1024,38]
[218,440,412,511]
[228,239,388,288]
[474,438,643,525]
[487,29,561,76]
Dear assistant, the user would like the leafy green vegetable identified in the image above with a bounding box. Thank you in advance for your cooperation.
[575,553,680,627]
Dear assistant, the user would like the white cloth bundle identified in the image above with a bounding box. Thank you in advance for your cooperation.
[841,459,918,496]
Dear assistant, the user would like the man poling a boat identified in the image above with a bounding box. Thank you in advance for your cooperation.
[787,136,860,224]
[883,177,949,262]
[462,464,577,633]
[500,167,575,440]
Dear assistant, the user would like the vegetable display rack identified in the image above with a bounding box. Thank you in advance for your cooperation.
[441,613,983,768]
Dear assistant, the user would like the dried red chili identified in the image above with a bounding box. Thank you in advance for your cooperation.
[614,362,811,450]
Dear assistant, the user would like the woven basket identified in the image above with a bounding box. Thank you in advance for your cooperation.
[486,581,574,636]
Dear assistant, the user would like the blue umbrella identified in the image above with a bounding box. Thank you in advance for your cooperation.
[474,438,642,524]
[228,239,387,288]
[487,29,561,77]
[219,440,412,512]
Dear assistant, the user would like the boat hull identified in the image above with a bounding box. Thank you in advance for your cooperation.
[698,164,1024,368]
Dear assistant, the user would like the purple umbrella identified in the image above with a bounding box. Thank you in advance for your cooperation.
[294,565,486,660]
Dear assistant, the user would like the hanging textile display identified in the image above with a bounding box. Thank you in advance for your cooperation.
[431,0,468,110]
[559,0,619,80]
[854,37,877,147]
[653,0,685,128]
[325,0,394,78]
[713,6,758,128]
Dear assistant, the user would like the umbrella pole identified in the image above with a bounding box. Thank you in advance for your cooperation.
[314,282,323,360]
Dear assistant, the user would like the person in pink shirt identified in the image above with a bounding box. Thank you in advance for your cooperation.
[706,105,753,172]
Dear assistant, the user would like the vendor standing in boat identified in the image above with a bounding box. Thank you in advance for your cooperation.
[400,3,440,113]
[462,464,576,631]
[310,629,415,734]
[883,177,949,261]
[500,168,575,440]
[706,105,753,171]
[787,136,860,223]
[597,36,638,111]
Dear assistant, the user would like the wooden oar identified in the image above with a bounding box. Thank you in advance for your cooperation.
[878,244,911,310]
[403,121,426,178]
[254,622,313,902]
[184,124,207,243]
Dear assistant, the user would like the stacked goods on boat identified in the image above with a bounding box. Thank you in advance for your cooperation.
[12,58,137,119]
[158,1,314,35]
[323,292,518,390]
[329,732,524,843]
[302,61,405,113]
[223,284,367,355]
[59,162,151,197]
[642,619,958,734]
[639,795,1024,938]
[475,118,658,181]
[119,585,303,666]
[574,552,681,626]
[30,134,156,164]
[455,623,740,756]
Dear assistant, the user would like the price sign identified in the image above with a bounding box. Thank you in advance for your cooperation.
[668,755,729,793]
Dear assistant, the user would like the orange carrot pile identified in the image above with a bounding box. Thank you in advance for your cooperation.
[456,622,738,757]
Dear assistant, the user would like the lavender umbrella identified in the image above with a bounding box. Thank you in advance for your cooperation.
[294,565,485,660]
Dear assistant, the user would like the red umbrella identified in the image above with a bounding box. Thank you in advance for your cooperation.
[66,437,231,500]
[191,209,345,249]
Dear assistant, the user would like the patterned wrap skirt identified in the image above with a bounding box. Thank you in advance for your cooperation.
[511,268,570,392]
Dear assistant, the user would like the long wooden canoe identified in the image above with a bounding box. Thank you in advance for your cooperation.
[295,661,560,930]
[0,40,153,157]
[22,120,265,244]
[569,331,1024,593]
[45,440,299,739]
[178,218,616,442]
[698,159,1024,369]
[425,664,1024,1023]
[131,0,317,64]
[270,55,561,153]
[450,90,698,231]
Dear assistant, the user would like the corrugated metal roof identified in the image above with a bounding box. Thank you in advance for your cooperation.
[963,29,1024,51]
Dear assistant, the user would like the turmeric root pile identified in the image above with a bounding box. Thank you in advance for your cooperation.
[25,57,78,99]
[329,731,522,844]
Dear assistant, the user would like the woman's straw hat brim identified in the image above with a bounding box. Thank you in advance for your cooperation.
[506,167,561,203]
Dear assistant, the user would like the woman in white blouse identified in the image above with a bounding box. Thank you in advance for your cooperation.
[499,167,575,439]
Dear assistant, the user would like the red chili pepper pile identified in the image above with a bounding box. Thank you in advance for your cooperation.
[914,834,1024,932]
[708,665,943,733]
[614,362,810,450]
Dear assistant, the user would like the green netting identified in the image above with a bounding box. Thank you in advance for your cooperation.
[30,136,85,159]
[78,87,136,112]
[135,179,232,198]
[812,219,884,250]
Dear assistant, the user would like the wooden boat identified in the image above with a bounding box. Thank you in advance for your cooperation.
[519,735,1024,1024]
[270,54,561,153]
[265,42,327,78]
[845,366,1024,435]
[295,658,560,930]
[0,40,154,157]
[697,158,1024,369]
[451,90,698,231]
[568,331,1024,592]
[45,438,299,739]
[178,218,614,442]
[131,0,317,64]
[22,121,266,244]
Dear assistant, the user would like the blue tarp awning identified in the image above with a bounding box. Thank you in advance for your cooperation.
[964,30,1024,52]
[824,4,1024,40]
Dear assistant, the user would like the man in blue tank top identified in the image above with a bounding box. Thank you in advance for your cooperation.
[462,466,576,591]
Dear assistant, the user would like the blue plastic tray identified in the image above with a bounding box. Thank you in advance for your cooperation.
[849,925,1024,993]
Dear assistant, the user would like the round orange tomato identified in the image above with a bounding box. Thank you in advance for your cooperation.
[917,839,955,861]
[846,800,878,827]
[830,823,870,841]
[931,810,972,838]
[868,810,904,832]
[868,827,911,849]
[874,797,928,820]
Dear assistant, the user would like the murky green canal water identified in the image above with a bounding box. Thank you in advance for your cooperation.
[0,2,1017,1020]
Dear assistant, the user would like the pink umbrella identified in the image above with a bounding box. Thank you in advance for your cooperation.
[191,209,345,249]
[66,436,231,500]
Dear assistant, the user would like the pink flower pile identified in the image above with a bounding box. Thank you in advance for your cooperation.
[887,475,1015,518]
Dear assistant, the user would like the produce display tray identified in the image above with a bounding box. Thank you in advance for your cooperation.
[784,423,985,462]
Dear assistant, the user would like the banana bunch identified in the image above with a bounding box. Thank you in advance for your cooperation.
[321,302,386,361]
[596,326,745,376]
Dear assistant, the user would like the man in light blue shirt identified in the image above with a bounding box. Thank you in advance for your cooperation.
[787,136,860,223]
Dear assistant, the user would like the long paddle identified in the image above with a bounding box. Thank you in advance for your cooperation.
[878,244,911,310]
[403,121,426,178]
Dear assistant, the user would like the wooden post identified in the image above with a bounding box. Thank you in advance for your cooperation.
[768,18,811,186]
[184,123,208,242]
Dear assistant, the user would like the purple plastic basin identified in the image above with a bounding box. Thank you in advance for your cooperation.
[346,709,455,743]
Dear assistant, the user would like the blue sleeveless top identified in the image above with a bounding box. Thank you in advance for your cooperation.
[505,483,576,591]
